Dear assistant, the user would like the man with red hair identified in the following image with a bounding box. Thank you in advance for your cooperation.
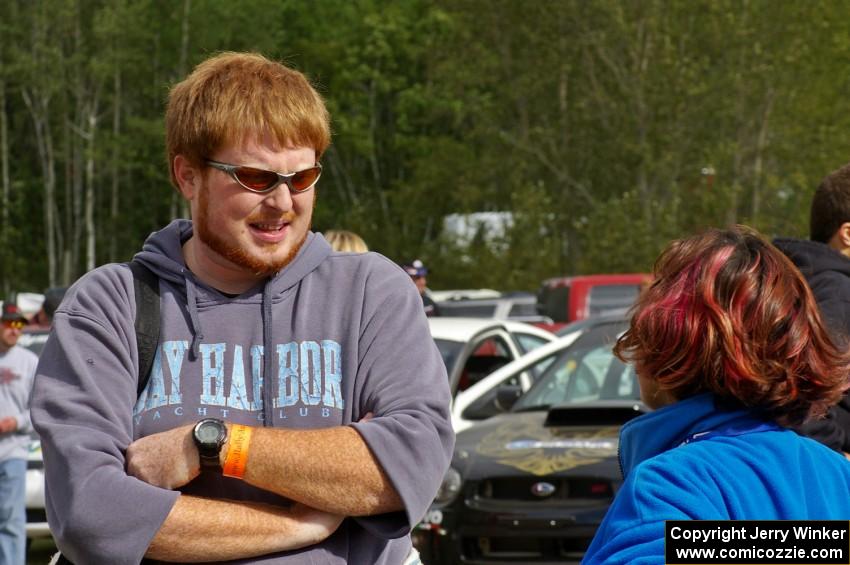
[30,52,452,565]
[775,163,850,454]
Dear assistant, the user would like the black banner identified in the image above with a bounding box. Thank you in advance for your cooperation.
[665,521,849,564]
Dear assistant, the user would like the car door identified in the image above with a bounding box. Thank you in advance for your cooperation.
[450,332,582,433]
[453,347,564,431]
[449,327,521,396]
[451,319,627,432]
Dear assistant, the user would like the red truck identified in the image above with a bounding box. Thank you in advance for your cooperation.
[535,273,651,332]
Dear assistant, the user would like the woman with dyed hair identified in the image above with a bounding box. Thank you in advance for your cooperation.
[582,226,850,565]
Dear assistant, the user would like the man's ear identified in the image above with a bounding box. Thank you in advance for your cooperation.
[835,222,850,249]
[173,155,201,200]
[827,222,850,257]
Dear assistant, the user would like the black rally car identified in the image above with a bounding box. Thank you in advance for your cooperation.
[415,318,646,564]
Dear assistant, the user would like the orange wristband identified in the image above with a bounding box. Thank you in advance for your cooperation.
[222,424,253,479]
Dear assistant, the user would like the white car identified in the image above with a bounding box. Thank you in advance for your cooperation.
[435,293,553,324]
[19,328,51,542]
[451,315,627,432]
[25,437,49,539]
[428,318,555,397]
[428,289,502,302]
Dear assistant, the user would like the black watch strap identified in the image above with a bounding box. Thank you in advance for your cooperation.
[198,448,221,468]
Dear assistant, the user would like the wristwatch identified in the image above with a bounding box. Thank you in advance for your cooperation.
[193,418,228,470]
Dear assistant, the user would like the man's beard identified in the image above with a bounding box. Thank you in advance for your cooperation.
[195,182,309,276]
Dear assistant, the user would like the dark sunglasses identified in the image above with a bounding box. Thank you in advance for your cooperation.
[2,320,25,330]
[205,160,322,194]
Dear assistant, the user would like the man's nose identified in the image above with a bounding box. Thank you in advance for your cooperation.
[262,183,295,211]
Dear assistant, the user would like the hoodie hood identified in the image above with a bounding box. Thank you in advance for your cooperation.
[132,219,331,295]
[773,237,850,279]
[773,237,850,342]
[131,218,331,367]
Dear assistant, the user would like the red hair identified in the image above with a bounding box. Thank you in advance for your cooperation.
[166,52,331,190]
[615,226,850,425]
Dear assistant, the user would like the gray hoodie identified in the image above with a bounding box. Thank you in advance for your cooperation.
[31,219,454,564]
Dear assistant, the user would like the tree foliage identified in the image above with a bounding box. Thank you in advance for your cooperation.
[2,0,850,294]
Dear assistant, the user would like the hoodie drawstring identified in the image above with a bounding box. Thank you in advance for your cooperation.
[185,276,204,361]
[261,282,274,427]
[184,271,273,427]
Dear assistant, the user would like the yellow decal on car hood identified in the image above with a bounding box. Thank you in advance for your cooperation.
[476,421,619,476]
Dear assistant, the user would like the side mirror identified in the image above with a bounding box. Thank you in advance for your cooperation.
[494,384,523,412]
[460,384,525,422]
[461,394,499,422]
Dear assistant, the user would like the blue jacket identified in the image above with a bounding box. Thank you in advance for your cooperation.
[582,393,850,565]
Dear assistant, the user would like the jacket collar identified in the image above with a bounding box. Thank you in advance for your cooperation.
[618,393,768,476]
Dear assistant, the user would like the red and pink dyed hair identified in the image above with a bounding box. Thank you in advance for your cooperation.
[615,225,850,426]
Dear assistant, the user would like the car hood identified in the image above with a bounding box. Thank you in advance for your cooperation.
[452,410,625,481]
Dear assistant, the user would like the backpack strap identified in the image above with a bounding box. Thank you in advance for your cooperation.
[128,260,160,398]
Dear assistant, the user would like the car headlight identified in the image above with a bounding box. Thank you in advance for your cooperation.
[434,467,462,505]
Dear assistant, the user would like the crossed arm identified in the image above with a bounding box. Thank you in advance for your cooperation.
[147,497,343,563]
[127,421,402,561]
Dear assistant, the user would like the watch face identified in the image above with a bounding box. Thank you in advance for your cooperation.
[194,419,226,469]
[197,423,222,443]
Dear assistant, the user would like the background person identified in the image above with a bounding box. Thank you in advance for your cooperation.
[0,303,38,565]
[403,259,440,317]
[774,163,850,453]
[30,287,68,328]
[31,52,453,565]
[582,226,850,565]
[324,229,368,253]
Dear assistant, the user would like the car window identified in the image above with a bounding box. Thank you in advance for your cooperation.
[568,347,613,402]
[587,284,641,317]
[433,338,464,375]
[458,335,514,392]
[439,302,498,318]
[523,351,558,381]
[554,317,595,336]
[513,321,635,410]
[514,332,549,354]
[471,336,511,358]
[507,301,538,318]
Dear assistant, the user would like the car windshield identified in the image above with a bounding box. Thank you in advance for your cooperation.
[433,338,465,373]
[513,320,637,411]
[514,332,550,354]
[554,317,597,337]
